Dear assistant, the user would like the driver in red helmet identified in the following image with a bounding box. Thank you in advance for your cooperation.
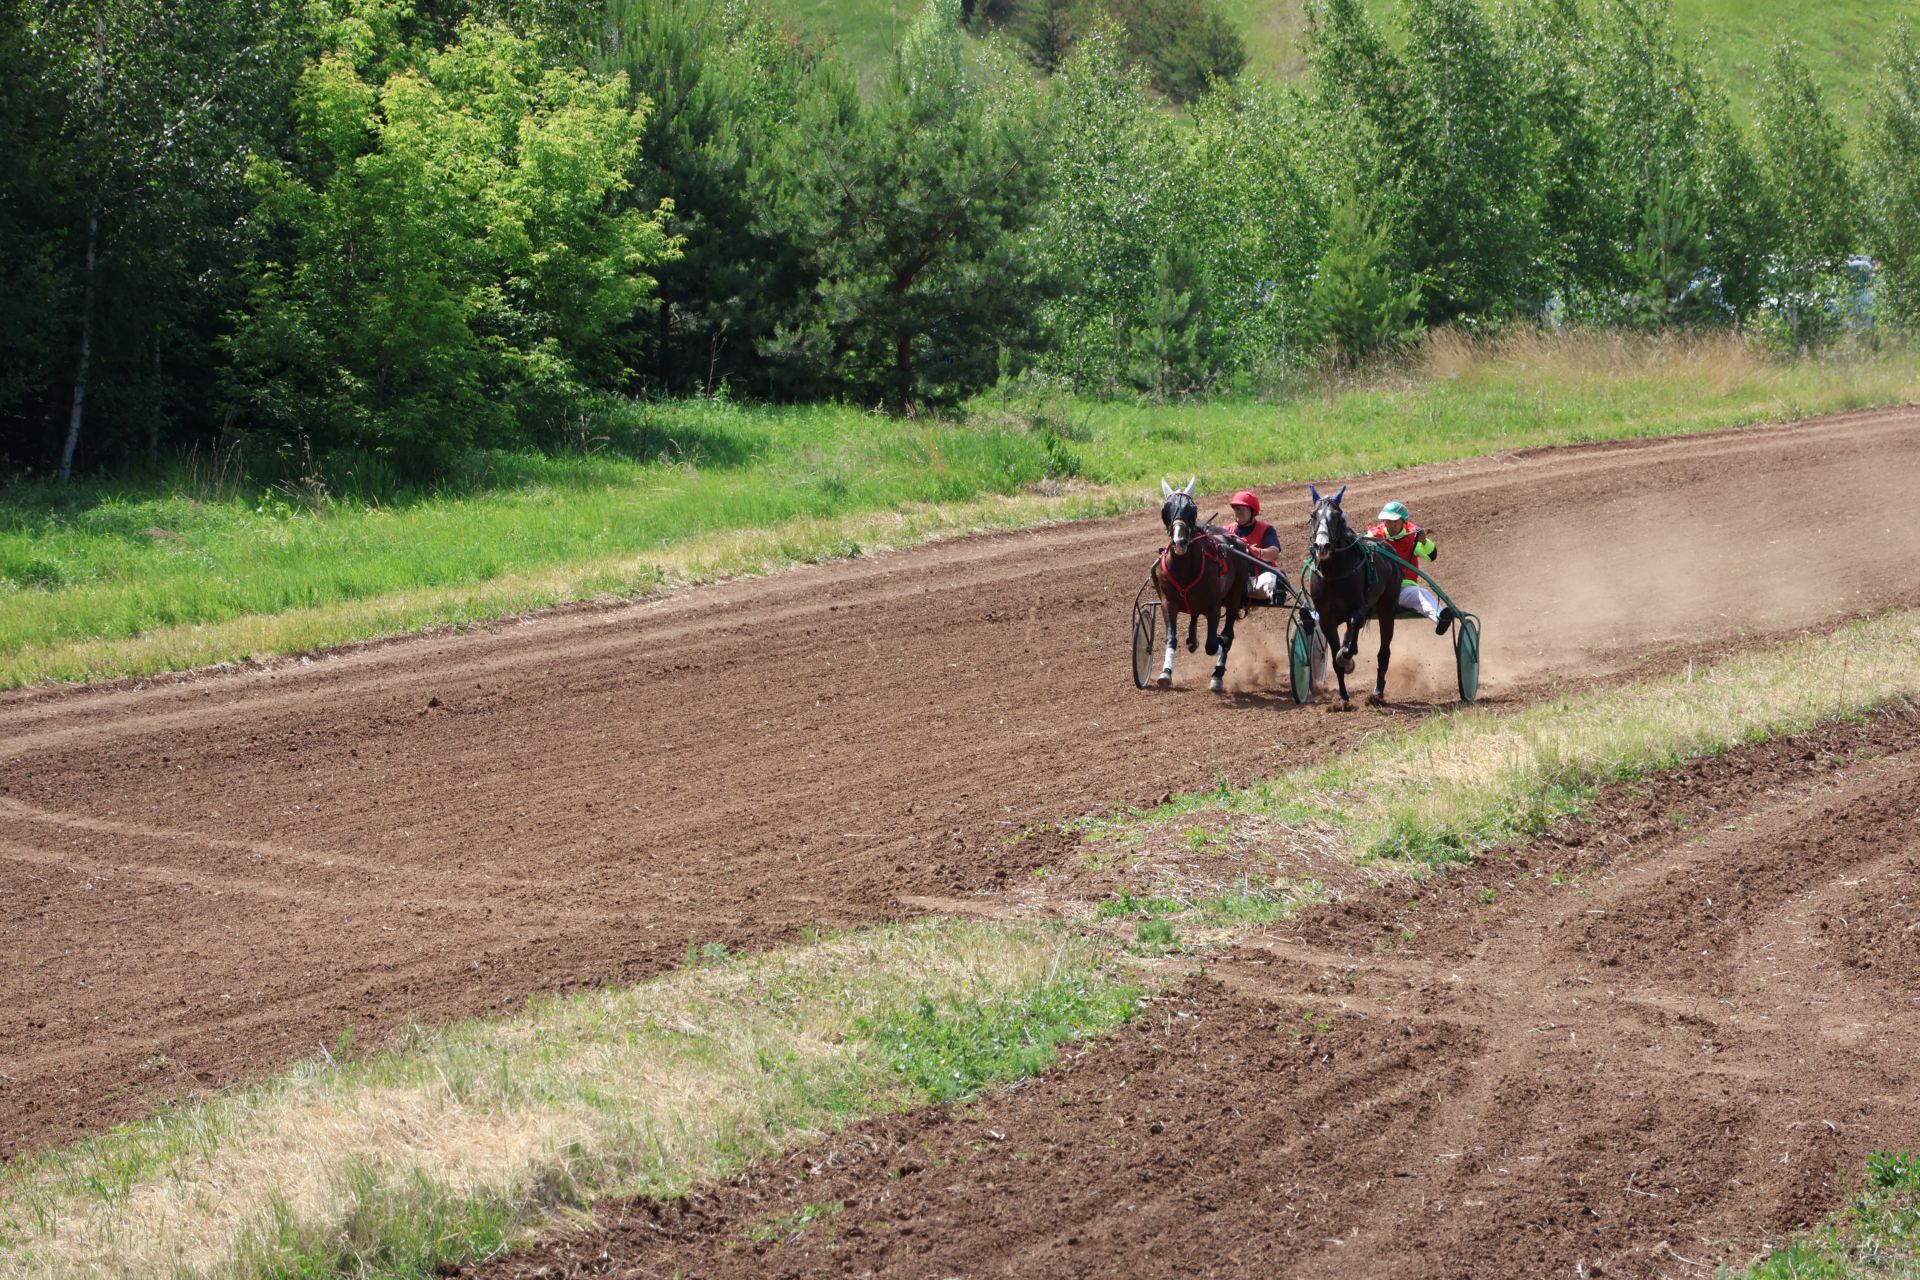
[1225,490,1283,602]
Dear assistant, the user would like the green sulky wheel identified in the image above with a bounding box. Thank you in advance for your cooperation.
[1454,615,1481,704]
[1287,610,1316,705]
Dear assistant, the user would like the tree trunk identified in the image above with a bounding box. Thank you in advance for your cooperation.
[149,329,163,466]
[59,211,99,483]
[62,14,108,483]
[655,296,671,389]
[892,331,914,415]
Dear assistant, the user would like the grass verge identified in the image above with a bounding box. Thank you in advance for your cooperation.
[0,920,1141,1280]
[3,331,1916,689]
[1090,607,1920,871]
[1736,1150,1920,1278]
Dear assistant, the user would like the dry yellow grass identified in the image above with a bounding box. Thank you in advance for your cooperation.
[0,921,1132,1280]
[1175,609,1920,864]
[1417,327,1772,393]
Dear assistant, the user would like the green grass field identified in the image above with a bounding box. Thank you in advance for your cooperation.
[790,0,1920,122]
[2,332,1915,688]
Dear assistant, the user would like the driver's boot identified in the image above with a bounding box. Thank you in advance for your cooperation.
[1436,607,1457,636]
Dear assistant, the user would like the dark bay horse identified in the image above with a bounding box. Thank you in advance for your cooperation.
[1151,477,1249,693]
[1303,484,1401,708]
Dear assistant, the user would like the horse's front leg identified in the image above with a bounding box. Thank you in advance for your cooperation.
[1157,609,1178,687]
[1370,613,1397,704]
[1336,610,1368,676]
[1318,611,1352,707]
[1209,610,1234,694]
[1186,614,1199,653]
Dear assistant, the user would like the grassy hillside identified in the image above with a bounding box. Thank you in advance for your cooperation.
[786,0,1920,120]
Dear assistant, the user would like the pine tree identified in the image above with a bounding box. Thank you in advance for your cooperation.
[1309,193,1423,366]
[769,0,1052,412]
[604,0,849,397]
[1626,175,1708,326]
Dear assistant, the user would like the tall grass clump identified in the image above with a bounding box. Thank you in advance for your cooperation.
[0,919,1138,1280]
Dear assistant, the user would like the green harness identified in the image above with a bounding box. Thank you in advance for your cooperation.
[1306,539,1466,616]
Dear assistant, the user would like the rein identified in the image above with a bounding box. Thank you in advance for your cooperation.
[1305,521,1365,589]
[1158,535,1226,614]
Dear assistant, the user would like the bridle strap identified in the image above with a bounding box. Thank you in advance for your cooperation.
[1159,538,1225,614]
[1308,508,1363,586]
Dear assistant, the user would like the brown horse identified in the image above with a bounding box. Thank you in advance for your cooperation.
[1303,485,1401,708]
[1151,478,1249,693]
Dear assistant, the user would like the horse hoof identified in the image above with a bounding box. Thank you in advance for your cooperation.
[1209,677,1225,694]
[1155,673,1172,688]
[1205,638,1219,656]
[1366,692,1386,706]
[1327,701,1353,714]
[1336,653,1356,675]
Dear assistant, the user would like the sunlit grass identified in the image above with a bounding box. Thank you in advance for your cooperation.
[3,332,1915,688]
[0,920,1139,1280]
[1101,607,1920,869]
[784,0,1919,123]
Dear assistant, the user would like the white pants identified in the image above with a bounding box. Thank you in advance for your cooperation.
[1251,570,1278,600]
[1398,582,1444,621]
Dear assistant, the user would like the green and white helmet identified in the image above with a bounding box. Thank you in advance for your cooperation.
[1378,500,1410,522]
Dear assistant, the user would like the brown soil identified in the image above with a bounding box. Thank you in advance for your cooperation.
[462,707,1920,1280]
[2,406,1919,1159]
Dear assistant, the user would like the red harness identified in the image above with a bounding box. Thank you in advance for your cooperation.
[1159,536,1227,614]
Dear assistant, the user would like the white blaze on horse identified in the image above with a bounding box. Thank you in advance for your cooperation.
[1151,477,1248,693]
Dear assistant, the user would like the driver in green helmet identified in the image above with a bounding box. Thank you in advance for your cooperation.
[1367,500,1456,635]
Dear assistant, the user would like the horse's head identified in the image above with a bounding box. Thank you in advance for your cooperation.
[1307,483,1349,557]
[1160,477,1199,554]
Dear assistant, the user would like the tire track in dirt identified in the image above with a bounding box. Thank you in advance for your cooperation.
[469,710,1920,1280]
[2,405,1918,1158]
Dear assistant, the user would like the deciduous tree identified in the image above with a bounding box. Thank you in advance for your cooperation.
[1756,36,1859,348]
[226,10,675,468]
[1863,24,1920,330]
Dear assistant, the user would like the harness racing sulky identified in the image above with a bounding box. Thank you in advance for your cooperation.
[1301,485,1481,709]
[1130,478,1330,704]
[1131,480,1481,708]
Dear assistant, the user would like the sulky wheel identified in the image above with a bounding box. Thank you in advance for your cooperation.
[1287,610,1317,705]
[1131,600,1162,690]
[1454,615,1481,704]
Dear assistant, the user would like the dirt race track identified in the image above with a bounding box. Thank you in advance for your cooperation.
[464,710,1920,1280]
[2,408,1919,1224]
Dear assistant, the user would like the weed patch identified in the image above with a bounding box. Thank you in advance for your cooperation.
[1736,1150,1920,1277]
[1091,610,1920,876]
[0,920,1139,1280]
[853,980,1142,1106]
[1200,876,1321,926]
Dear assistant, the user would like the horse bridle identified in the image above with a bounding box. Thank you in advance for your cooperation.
[1309,502,1363,583]
[1163,495,1201,554]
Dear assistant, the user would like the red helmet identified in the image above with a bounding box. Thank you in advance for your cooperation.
[1229,490,1260,517]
